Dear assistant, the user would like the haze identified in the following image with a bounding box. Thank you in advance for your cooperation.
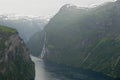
[0,0,115,18]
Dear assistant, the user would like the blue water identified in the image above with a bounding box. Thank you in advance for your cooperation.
[31,56,117,80]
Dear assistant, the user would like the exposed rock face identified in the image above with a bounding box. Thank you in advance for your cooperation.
[0,25,35,80]
[43,0,120,79]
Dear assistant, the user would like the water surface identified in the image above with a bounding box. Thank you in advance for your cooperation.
[31,56,115,80]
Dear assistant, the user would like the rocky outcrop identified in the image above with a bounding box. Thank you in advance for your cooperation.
[0,25,35,80]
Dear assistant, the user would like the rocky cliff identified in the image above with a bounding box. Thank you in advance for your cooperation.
[0,25,35,80]
[43,0,120,79]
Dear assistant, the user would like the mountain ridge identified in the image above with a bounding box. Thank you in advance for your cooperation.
[0,14,48,42]
[42,0,120,79]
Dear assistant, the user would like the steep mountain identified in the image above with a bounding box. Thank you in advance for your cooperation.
[27,31,45,56]
[0,15,48,42]
[0,25,35,80]
[43,0,120,79]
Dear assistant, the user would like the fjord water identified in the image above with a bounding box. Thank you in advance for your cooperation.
[31,56,115,80]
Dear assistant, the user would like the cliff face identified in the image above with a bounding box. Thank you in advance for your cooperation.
[43,0,120,79]
[0,25,35,80]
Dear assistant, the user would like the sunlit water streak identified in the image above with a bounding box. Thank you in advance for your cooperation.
[31,56,47,80]
[31,55,115,80]
[31,56,63,80]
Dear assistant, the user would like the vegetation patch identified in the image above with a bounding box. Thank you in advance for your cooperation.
[0,25,16,33]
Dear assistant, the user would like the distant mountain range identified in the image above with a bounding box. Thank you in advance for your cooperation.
[27,31,45,56]
[0,14,48,42]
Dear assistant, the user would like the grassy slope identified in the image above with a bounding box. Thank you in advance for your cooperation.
[0,25,16,33]
[44,1,120,79]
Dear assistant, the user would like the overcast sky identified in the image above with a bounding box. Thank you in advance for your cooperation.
[0,0,115,18]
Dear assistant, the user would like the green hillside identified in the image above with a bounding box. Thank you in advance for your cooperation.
[0,25,16,33]
[44,1,120,79]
